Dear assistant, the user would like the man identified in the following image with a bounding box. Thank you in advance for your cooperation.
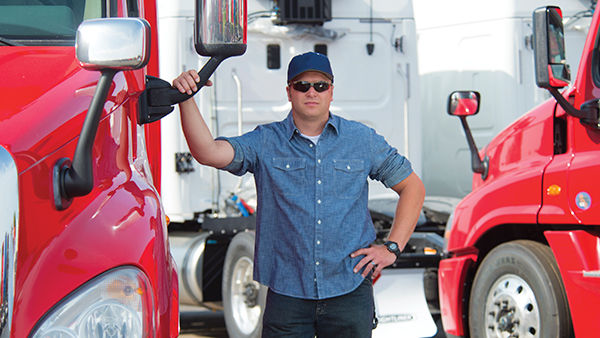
[173,52,425,337]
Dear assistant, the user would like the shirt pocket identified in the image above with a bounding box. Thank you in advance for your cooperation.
[333,159,366,199]
[271,157,307,197]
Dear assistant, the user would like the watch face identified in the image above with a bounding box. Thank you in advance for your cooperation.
[387,242,398,251]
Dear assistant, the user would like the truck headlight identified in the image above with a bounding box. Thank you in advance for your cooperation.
[32,266,154,338]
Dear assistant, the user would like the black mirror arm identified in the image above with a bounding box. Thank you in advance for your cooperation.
[459,116,489,180]
[54,69,118,210]
[547,87,592,120]
[138,55,227,124]
[547,88,600,129]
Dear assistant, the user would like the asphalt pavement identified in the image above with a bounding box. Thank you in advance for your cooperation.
[178,305,228,338]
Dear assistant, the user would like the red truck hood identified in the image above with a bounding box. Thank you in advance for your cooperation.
[0,47,99,172]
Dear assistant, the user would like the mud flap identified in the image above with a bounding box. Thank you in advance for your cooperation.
[372,268,438,337]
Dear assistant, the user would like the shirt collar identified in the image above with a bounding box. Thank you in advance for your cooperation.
[284,111,339,141]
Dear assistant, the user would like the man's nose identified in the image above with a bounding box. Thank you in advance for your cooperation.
[306,87,319,96]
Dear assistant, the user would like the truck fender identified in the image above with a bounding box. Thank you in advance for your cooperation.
[545,230,600,337]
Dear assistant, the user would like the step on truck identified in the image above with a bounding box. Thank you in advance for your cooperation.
[0,0,244,335]
[441,3,600,337]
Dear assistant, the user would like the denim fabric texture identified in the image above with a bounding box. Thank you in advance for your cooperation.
[262,278,375,338]
[218,112,412,299]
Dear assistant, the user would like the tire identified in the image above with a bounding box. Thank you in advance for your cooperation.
[468,240,573,338]
[222,232,267,338]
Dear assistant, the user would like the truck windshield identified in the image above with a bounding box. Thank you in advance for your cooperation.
[0,1,105,46]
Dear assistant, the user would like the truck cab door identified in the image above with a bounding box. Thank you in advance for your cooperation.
[540,104,600,225]
[537,6,600,225]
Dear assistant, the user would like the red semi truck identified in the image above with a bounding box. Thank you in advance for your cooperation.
[440,4,600,338]
[0,0,245,336]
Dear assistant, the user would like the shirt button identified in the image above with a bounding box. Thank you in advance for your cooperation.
[309,143,314,148]
[317,240,321,245]
[317,219,322,224]
[317,159,321,164]
[316,261,320,266]
[286,164,290,169]
[317,180,322,185]
[347,165,351,170]
[317,199,321,204]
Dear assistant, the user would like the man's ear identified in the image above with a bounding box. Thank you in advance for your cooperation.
[286,86,292,101]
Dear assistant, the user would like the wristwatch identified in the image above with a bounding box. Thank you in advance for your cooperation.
[384,241,402,260]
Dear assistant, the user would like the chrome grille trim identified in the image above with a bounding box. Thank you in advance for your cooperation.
[0,146,18,337]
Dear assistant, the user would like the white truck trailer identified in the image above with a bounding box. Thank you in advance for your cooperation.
[414,0,593,198]
[152,0,594,337]
[156,0,446,337]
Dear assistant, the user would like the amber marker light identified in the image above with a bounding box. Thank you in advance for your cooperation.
[547,184,561,196]
[424,247,437,255]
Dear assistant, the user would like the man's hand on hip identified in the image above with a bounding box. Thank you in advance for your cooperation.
[350,245,397,278]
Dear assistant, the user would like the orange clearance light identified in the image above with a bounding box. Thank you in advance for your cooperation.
[165,215,171,227]
[547,184,561,196]
[424,247,437,255]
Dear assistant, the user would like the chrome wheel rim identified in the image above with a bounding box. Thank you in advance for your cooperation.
[484,274,540,338]
[231,256,261,334]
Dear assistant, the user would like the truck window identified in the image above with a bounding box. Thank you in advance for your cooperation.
[0,0,105,46]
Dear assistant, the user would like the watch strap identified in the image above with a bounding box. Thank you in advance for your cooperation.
[384,241,401,260]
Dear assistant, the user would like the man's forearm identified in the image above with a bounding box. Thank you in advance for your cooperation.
[388,173,426,250]
[179,99,234,168]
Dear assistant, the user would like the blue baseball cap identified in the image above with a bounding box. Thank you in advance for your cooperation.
[287,52,334,83]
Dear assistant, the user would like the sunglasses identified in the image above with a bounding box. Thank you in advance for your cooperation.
[291,81,331,93]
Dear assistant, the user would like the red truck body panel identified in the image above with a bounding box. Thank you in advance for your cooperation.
[440,4,600,337]
[445,99,555,252]
[545,231,600,337]
[438,254,477,336]
[0,1,178,335]
[141,0,163,194]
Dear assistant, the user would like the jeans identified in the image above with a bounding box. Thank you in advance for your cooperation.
[262,278,375,338]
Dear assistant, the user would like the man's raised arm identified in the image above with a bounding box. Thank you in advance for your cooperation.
[173,70,235,169]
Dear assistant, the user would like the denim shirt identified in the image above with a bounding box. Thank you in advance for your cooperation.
[219,113,412,299]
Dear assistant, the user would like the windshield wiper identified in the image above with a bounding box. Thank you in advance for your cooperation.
[0,36,24,46]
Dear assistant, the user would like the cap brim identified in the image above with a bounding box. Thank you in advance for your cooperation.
[289,69,334,83]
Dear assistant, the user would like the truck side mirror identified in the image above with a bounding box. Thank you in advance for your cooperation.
[54,18,151,210]
[447,91,488,179]
[533,6,570,89]
[531,6,600,129]
[195,0,247,57]
[447,91,480,117]
[138,0,248,125]
[76,18,151,71]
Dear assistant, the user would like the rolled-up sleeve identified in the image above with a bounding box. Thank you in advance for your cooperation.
[368,129,413,188]
[216,127,262,176]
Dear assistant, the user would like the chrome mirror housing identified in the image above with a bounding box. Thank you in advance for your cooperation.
[76,18,151,71]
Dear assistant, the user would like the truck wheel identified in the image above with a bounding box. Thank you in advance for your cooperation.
[222,231,266,338]
[468,240,572,338]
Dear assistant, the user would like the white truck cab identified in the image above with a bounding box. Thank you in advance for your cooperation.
[158,1,441,337]
[414,0,592,197]
[159,0,421,219]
